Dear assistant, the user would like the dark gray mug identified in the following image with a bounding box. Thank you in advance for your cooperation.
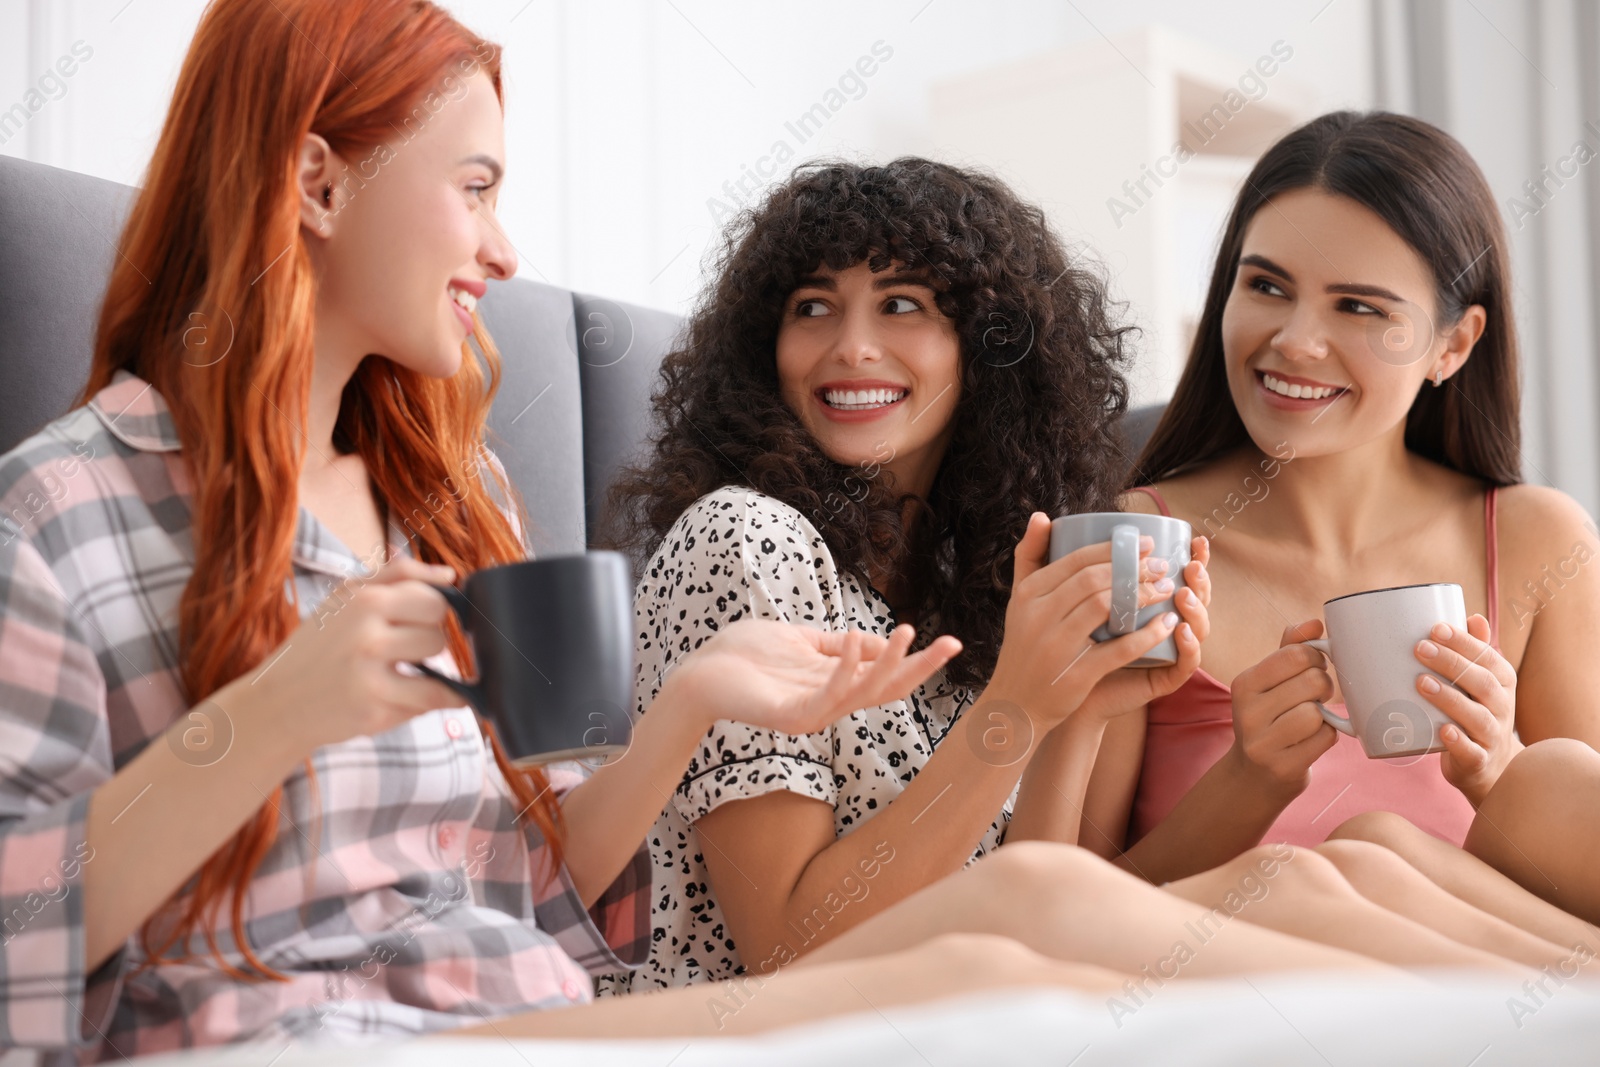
[410,552,634,766]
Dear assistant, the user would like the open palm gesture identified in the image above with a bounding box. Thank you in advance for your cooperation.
[666,619,963,736]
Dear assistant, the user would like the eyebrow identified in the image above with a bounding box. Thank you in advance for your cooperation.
[460,154,504,182]
[791,272,938,293]
[1238,253,1405,303]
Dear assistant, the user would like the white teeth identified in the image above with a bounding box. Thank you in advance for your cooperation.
[449,287,477,313]
[1263,373,1341,401]
[823,386,908,410]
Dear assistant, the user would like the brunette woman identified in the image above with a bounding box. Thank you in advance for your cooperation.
[1082,111,1600,954]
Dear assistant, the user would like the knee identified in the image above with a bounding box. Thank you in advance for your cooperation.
[1315,837,1410,883]
[1326,809,1419,849]
[976,841,1131,904]
[908,931,1044,978]
[1489,738,1600,809]
[1234,842,1352,901]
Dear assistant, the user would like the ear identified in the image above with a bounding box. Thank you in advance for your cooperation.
[1430,303,1486,385]
[296,133,344,238]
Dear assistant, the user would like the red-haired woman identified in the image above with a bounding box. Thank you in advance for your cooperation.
[0,5,1541,1059]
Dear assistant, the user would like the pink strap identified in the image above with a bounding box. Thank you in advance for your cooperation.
[1485,487,1500,649]
[1128,485,1172,517]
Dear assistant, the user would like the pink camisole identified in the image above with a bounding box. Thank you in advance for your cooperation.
[1127,485,1500,847]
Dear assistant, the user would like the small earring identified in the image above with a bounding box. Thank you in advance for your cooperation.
[1433,370,1444,387]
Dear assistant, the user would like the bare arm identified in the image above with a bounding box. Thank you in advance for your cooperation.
[1502,487,1600,747]
[693,698,1042,970]
[1109,625,1340,883]
[1078,708,1144,861]
[1007,531,1212,851]
[559,621,962,908]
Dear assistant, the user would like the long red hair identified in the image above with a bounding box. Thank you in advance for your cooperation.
[76,0,563,980]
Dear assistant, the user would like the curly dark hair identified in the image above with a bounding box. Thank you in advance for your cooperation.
[604,157,1135,687]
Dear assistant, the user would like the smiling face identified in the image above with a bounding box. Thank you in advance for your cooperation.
[775,261,963,497]
[1220,187,1483,458]
[309,69,516,378]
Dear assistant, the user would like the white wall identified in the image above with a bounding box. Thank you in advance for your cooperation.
[13,0,1583,503]
[0,0,1372,317]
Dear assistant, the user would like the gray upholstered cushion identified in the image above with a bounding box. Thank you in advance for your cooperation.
[477,278,590,555]
[0,155,135,450]
[572,290,684,538]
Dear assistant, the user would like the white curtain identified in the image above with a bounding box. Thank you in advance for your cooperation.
[1373,0,1600,514]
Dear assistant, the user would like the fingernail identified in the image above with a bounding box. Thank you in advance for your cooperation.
[1162,612,1179,628]
[1418,675,1441,694]
[1416,639,1438,659]
[1431,623,1453,640]
[1148,558,1169,575]
[1154,578,1174,594]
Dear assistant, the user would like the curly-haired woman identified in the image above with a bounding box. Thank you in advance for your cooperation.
[597,158,1563,999]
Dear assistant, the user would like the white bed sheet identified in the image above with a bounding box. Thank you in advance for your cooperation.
[127,970,1600,1066]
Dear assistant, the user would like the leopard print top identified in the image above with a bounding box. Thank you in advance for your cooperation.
[596,486,1012,996]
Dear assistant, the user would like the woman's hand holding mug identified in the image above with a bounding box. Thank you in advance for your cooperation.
[1414,613,1521,806]
[984,512,1181,730]
[1226,619,1341,798]
[1077,534,1212,723]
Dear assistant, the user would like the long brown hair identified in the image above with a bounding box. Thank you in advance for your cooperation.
[77,0,561,980]
[1133,110,1522,487]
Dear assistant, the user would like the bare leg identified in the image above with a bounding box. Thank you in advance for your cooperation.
[1465,739,1600,926]
[458,843,1434,1041]
[799,842,1400,979]
[1316,838,1576,968]
[1332,808,1600,953]
[1161,843,1526,976]
[453,933,1126,1039]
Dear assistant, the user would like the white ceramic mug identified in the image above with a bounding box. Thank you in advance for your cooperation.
[1300,582,1467,759]
[1048,512,1191,668]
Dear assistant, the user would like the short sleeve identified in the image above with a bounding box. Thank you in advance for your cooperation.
[0,523,129,1049]
[632,488,851,825]
[521,763,650,975]
[460,636,649,978]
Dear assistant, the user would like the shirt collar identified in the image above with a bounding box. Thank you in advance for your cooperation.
[88,368,182,452]
[88,368,415,578]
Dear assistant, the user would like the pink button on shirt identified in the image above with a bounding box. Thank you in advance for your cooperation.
[0,370,648,1060]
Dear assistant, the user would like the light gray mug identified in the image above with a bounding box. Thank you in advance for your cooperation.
[1049,512,1192,668]
[1299,582,1467,759]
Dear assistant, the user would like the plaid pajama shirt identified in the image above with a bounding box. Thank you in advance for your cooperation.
[0,369,649,1062]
